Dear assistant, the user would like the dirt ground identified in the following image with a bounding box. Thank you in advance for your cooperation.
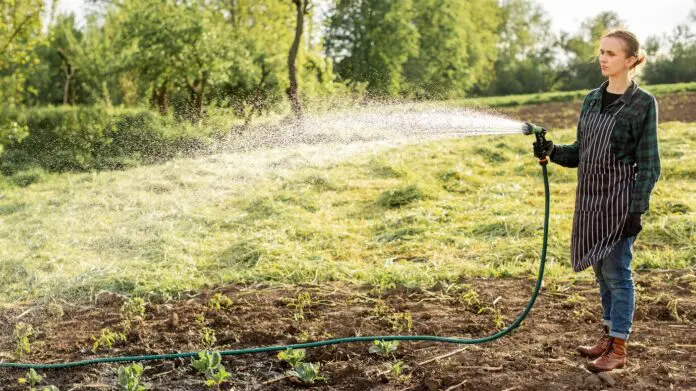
[1,270,695,391]
[499,92,696,130]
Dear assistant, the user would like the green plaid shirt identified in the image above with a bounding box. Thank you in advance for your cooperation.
[551,80,661,213]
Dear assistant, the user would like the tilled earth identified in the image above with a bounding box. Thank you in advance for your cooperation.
[1,271,695,390]
[499,92,696,130]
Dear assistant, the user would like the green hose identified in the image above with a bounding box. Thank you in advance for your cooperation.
[0,163,550,370]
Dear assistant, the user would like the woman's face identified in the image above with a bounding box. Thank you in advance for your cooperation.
[599,37,637,77]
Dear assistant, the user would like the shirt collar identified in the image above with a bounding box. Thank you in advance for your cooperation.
[596,79,639,105]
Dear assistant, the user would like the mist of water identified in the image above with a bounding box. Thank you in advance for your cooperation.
[228,105,527,154]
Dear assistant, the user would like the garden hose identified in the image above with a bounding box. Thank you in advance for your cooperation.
[0,161,551,370]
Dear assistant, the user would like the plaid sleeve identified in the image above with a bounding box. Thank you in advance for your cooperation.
[630,95,661,213]
[550,94,590,168]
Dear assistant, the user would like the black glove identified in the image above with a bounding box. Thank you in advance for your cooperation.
[533,139,554,159]
[621,212,642,238]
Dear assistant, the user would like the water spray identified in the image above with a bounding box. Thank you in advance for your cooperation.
[0,110,553,371]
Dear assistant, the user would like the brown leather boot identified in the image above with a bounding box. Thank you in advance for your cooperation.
[576,326,610,359]
[587,337,627,373]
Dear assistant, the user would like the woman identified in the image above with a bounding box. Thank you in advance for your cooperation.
[533,29,661,373]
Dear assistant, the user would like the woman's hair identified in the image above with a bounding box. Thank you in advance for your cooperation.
[602,29,647,69]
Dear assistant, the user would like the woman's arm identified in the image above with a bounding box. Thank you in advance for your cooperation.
[629,96,661,213]
[549,94,591,168]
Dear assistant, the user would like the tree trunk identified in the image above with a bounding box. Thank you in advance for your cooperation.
[57,47,76,105]
[287,0,308,121]
[187,71,208,123]
[151,81,169,115]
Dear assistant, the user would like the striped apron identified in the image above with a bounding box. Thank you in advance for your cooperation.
[571,103,635,272]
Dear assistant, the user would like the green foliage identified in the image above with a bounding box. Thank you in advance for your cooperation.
[403,0,502,99]
[326,0,420,95]
[13,323,33,358]
[369,340,399,358]
[207,293,233,311]
[0,0,45,107]
[286,292,314,321]
[191,351,231,389]
[277,348,306,368]
[17,368,60,391]
[117,363,147,391]
[91,328,126,353]
[201,327,217,348]
[643,24,696,84]
[0,106,211,174]
[387,312,413,333]
[121,297,146,319]
[286,362,326,384]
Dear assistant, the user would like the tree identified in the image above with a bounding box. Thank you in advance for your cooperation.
[555,11,624,90]
[643,24,696,84]
[325,0,419,96]
[483,0,557,95]
[401,0,501,99]
[1,0,45,107]
[118,0,240,121]
[287,0,311,120]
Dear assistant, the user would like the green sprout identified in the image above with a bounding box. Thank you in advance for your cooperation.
[91,328,126,353]
[201,327,217,348]
[387,312,413,333]
[14,323,34,358]
[17,368,60,391]
[117,363,147,391]
[207,293,233,311]
[389,360,411,383]
[369,340,399,358]
[121,297,146,319]
[191,351,231,390]
[286,292,313,321]
[286,362,326,384]
[277,348,306,368]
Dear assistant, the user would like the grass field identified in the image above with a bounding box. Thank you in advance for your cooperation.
[1,121,693,306]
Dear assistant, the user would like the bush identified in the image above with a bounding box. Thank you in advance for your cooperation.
[0,106,213,174]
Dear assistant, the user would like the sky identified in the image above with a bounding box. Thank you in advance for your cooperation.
[56,0,695,43]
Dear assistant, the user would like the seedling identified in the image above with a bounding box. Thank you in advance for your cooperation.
[387,312,413,333]
[207,293,233,311]
[286,292,313,321]
[369,340,399,358]
[389,361,411,383]
[191,351,231,390]
[478,306,505,329]
[201,327,217,348]
[371,299,392,317]
[121,297,146,319]
[117,363,147,391]
[14,323,33,358]
[277,348,306,368]
[667,297,681,321]
[91,328,126,353]
[286,362,326,385]
[17,368,59,391]
[458,286,481,310]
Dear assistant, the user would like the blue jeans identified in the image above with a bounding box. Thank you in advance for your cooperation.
[591,235,636,340]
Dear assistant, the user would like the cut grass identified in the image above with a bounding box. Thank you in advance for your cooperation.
[0,122,693,304]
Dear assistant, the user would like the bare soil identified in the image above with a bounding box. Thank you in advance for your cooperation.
[499,92,696,130]
[1,270,695,390]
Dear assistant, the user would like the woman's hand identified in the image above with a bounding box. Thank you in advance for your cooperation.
[621,212,643,238]
[533,139,554,158]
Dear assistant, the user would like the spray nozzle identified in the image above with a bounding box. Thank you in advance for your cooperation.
[522,122,546,136]
[523,122,551,162]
